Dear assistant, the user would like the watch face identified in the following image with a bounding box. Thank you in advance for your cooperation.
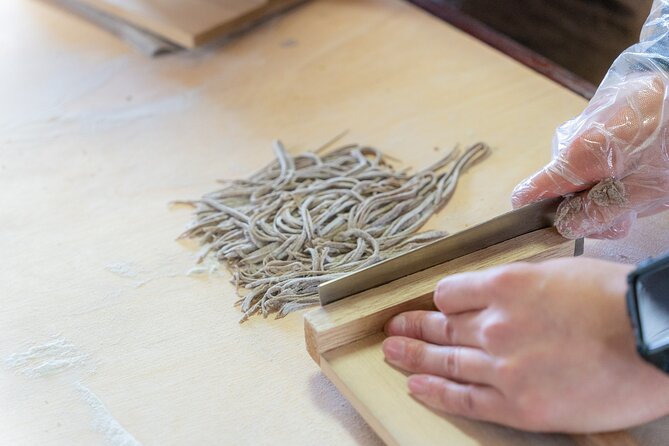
[637,268,669,352]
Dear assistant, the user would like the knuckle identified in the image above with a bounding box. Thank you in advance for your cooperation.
[443,317,456,344]
[439,384,477,416]
[457,386,476,416]
[494,360,520,389]
[481,319,505,339]
[487,263,531,289]
[438,385,451,409]
[405,341,425,369]
[407,314,424,339]
[461,387,476,415]
[443,347,461,378]
[480,316,511,349]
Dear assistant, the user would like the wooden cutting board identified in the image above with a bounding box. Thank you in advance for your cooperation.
[72,0,305,47]
[305,229,639,446]
[321,336,639,446]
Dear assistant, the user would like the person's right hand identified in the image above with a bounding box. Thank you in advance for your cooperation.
[382,257,669,433]
[512,74,669,240]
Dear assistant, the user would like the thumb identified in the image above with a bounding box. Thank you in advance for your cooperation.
[590,213,636,240]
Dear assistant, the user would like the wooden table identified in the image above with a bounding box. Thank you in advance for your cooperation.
[2,1,668,445]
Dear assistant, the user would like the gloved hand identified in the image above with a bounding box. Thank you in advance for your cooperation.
[512,0,669,239]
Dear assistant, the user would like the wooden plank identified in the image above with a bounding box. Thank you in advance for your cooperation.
[573,433,641,446]
[13,0,664,445]
[308,227,638,446]
[322,333,639,446]
[305,227,577,363]
[72,0,304,47]
[322,333,569,446]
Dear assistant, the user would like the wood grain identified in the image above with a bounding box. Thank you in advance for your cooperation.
[573,433,641,446]
[8,0,662,444]
[309,227,638,445]
[305,227,577,363]
[322,334,639,446]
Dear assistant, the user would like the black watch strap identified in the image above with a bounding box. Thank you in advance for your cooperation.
[627,251,669,373]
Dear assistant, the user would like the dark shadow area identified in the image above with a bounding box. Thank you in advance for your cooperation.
[435,0,652,85]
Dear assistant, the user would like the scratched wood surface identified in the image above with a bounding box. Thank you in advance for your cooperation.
[2,0,669,445]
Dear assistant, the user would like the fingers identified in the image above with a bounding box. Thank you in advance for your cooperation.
[434,268,504,315]
[554,174,668,239]
[638,200,669,218]
[511,124,630,208]
[512,76,665,209]
[511,166,582,208]
[587,213,635,240]
[407,374,505,423]
[383,337,495,385]
[511,123,621,208]
[385,311,482,347]
[555,194,636,240]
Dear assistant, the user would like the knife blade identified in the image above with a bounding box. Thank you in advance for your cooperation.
[318,196,563,305]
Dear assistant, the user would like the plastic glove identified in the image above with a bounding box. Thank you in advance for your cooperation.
[512,0,669,239]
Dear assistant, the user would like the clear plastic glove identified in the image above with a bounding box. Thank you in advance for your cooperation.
[512,0,669,239]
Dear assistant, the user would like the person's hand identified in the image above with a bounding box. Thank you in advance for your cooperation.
[512,0,669,240]
[382,258,669,433]
[512,75,669,240]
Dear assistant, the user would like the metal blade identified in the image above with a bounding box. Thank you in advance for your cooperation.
[318,197,562,305]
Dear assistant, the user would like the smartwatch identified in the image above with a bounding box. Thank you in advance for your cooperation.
[626,251,669,373]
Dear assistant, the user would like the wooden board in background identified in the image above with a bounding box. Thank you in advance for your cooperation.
[72,0,305,47]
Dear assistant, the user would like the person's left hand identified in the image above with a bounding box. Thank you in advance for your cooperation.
[382,257,669,433]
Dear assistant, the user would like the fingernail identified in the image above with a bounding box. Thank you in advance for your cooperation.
[408,375,430,395]
[385,314,406,335]
[383,337,405,361]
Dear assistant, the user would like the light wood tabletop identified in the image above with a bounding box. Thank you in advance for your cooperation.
[2,0,668,445]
